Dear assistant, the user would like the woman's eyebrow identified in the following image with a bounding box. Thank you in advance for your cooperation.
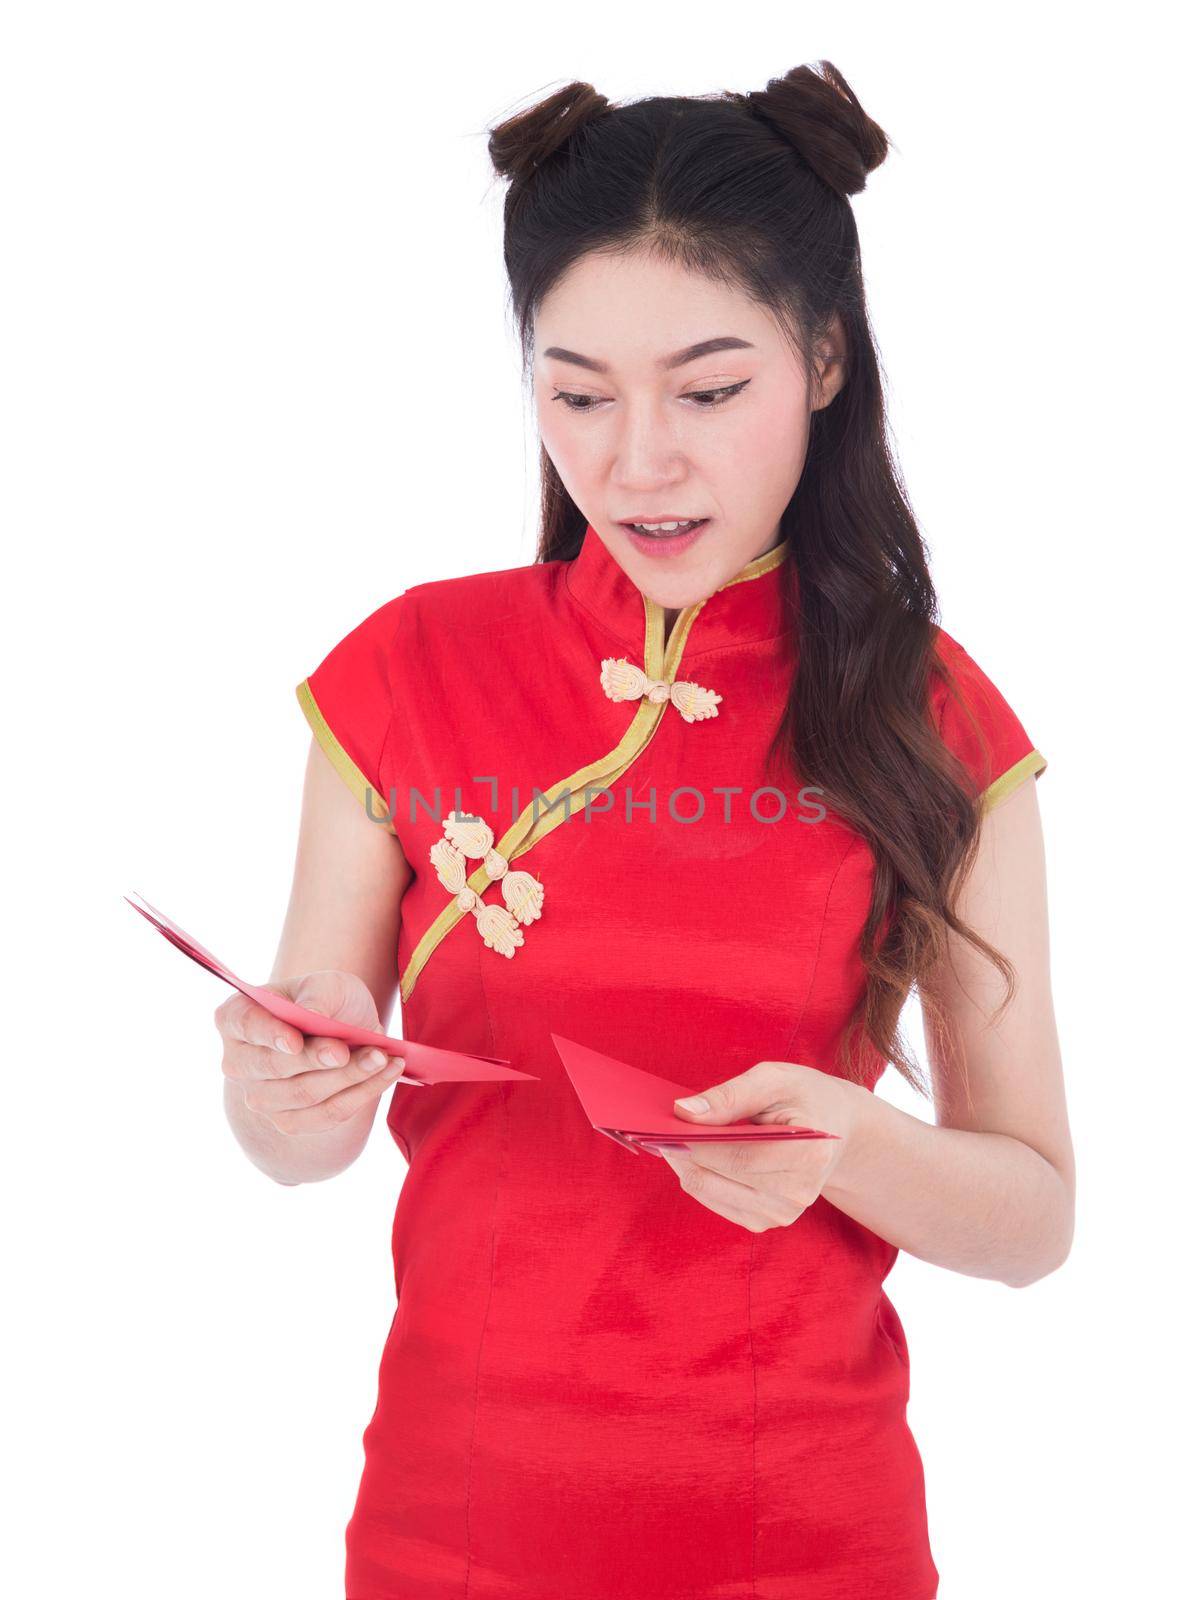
[541,335,756,374]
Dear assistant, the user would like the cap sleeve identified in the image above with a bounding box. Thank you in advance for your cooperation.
[932,631,1048,814]
[294,593,407,833]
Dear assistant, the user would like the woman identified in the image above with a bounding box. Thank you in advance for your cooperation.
[217,63,1072,1599]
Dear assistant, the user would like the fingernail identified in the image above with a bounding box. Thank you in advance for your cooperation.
[365,1050,387,1070]
[275,1036,295,1055]
[674,1096,709,1113]
[317,1047,338,1067]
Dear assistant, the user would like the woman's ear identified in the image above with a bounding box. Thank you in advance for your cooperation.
[811,315,848,410]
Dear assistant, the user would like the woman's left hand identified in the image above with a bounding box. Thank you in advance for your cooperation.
[644,1060,869,1233]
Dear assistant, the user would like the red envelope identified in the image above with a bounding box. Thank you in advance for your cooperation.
[125,892,537,1086]
[550,1032,839,1155]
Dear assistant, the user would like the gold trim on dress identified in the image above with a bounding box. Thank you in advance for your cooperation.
[295,677,395,833]
[397,539,789,1003]
[981,747,1048,813]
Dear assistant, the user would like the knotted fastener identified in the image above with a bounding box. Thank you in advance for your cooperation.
[428,810,545,960]
[599,657,722,723]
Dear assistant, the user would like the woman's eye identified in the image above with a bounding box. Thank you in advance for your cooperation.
[685,381,751,407]
[551,379,750,414]
[553,392,602,412]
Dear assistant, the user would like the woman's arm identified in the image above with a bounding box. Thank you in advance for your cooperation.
[663,775,1073,1286]
[221,735,412,1184]
[820,775,1075,1287]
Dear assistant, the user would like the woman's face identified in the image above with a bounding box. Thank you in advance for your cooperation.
[533,248,845,615]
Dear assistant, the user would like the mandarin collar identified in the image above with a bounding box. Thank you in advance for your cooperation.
[564,520,794,661]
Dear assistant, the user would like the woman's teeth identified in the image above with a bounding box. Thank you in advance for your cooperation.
[627,519,706,535]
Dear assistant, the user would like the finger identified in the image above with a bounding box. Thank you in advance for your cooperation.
[243,1047,402,1115]
[221,1038,304,1084]
[302,1033,354,1070]
[215,992,305,1061]
[266,1056,407,1135]
[260,1027,356,1079]
[662,1149,807,1231]
[687,1138,834,1185]
[290,969,354,1027]
[671,1060,793,1127]
[284,972,363,1067]
[659,1150,806,1233]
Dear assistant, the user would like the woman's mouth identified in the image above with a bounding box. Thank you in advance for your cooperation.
[618,517,711,557]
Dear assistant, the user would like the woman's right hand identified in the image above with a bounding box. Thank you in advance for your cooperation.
[216,969,407,1136]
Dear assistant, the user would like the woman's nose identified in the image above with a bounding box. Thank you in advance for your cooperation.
[609,400,690,483]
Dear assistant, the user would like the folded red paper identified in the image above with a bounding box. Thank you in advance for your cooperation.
[550,1032,839,1155]
[125,892,537,1086]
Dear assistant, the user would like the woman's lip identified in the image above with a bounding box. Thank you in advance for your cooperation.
[621,518,711,558]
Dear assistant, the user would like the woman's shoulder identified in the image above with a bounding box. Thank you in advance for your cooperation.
[396,553,563,638]
[926,624,1049,811]
[294,556,564,818]
[309,554,561,665]
[927,623,1021,723]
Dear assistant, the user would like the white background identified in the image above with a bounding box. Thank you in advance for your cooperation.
[5,4,1179,1596]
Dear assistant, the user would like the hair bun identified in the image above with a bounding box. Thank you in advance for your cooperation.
[488,81,612,184]
[737,60,889,197]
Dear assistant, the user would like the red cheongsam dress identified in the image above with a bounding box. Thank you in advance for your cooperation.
[295,522,1048,1600]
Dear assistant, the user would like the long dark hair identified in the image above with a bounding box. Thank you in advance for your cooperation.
[486,63,1012,1100]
